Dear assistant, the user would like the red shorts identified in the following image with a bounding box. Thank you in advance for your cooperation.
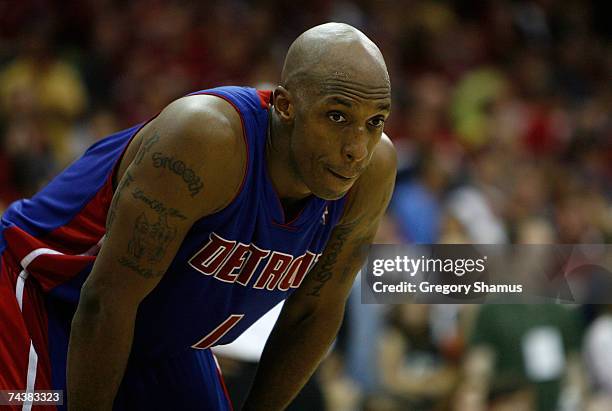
[0,249,56,411]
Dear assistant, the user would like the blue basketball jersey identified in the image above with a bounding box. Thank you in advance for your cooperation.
[0,86,348,405]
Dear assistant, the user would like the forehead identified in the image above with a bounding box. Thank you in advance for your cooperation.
[320,95,391,113]
[312,75,391,110]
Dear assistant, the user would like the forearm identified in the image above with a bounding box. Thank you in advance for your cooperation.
[242,306,344,411]
[67,297,137,411]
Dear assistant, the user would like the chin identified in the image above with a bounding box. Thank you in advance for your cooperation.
[311,184,350,201]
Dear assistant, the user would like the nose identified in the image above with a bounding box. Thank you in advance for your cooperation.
[341,127,369,163]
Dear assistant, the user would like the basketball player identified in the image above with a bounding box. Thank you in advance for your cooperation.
[0,23,395,410]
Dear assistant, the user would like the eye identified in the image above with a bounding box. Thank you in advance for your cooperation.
[327,111,347,123]
[368,117,385,128]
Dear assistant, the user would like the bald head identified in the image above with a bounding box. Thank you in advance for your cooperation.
[281,23,390,98]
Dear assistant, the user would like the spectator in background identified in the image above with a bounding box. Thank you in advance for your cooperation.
[345,216,404,399]
[67,107,119,160]
[0,1,610,409]
[391,148,451,244]
[0,70,54,198]
[487,376,536,411]
[463,304,585,411]
[0,22,87,168]
[378,304,459,410]
[583,306,612,404]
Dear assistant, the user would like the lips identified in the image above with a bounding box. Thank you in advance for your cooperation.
[327,167,357,180]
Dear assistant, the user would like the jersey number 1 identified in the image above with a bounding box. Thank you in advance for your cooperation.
[191,314,244,349]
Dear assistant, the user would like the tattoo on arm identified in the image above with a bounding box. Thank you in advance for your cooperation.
[151,152,203,197]
[306,225,353,297]
[339,233,373,283]
[304,177,392,296]
[134,132,160,165]
[131,188,188,220]
[119,212,177,278]
[114,188,187,279]
[128,212,177,263]
[118,256,165,278]
[106,172,134,231]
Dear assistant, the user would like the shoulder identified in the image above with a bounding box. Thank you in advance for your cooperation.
[130,94,248,215]
[154,94,244,153]
[339,133,396,229]
[160,94,248,213]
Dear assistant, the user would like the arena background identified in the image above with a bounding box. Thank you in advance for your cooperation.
[0,1,610,410]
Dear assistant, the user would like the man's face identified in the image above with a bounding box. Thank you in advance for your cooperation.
[287,86,391,200]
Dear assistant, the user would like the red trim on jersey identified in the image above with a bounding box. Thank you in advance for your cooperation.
[21,275,53,394]
[3,226,50,263]
[271,219,301,232]
[0,253,56,410]
[0,255,29,393]
[3,113,164,293]
[192,314,244,349]
[256,90,272,109]
[42,111,162,255]
[215,360,234,411]
[40,175,113,254]
[27,253,95,293]
[2,226,96,292]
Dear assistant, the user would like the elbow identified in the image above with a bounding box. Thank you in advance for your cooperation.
[298,300,346,335]
[74,284,136,327]
[74,287,104,320]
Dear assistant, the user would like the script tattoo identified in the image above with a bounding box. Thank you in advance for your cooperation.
[135,132,160,165]
[306,225,353,297]
[151,152,203,197]
[131,188,188,220]
[106,172,134,231]
[340,233,373,283]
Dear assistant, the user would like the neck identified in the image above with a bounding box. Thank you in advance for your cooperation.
[265,109,311,202]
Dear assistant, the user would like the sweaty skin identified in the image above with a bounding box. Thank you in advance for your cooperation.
[67,22,395,411]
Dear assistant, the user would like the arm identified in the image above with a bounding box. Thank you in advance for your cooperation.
[242,135,396,411]
[67,95,245,411]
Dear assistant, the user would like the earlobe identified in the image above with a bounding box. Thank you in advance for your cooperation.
[273,86,293,121]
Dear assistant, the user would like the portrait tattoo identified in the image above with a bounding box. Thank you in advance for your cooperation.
[119,212,177,278]
[151,152,203,197]
[128,213,176,263]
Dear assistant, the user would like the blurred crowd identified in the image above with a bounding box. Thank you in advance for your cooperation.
[0,0,610,410]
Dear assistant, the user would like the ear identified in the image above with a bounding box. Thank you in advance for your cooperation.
[273,86,294,121]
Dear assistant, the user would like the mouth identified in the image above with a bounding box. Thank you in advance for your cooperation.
[327,167,357,181]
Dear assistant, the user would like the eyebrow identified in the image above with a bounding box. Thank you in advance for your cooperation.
[327,96,391,112]
[328,96,353,108]
[376,102,391,111]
